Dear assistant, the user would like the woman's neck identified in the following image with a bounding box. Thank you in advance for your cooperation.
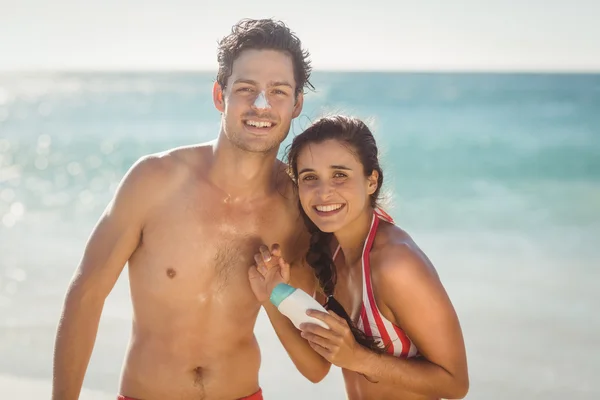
[334,208,375,266]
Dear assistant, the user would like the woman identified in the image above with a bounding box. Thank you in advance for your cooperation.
[250,115,469,399]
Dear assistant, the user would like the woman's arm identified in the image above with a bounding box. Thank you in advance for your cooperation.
[248,244,332,383]
[301,243,469,399]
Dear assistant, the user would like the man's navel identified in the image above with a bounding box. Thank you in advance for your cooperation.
[166,268,177,279]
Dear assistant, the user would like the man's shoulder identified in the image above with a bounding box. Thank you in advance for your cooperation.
[272,159,309,238]
[273,158,297,200]
[131,142,214,178]
[118,143,213,198]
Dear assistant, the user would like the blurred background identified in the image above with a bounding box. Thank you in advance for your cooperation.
[1,1,599,399]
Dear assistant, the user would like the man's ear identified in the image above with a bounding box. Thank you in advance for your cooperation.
[292,91,304,118]
[213,81,225,112]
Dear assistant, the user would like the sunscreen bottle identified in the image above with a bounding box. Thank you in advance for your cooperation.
[270,283,330,330]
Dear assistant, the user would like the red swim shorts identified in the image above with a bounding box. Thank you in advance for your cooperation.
[117,387,263,400]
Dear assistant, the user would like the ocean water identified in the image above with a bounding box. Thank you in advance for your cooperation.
[0,72,599,399]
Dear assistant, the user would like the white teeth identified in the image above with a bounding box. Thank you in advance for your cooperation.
[246,120,273,128]
[315,204,343,212]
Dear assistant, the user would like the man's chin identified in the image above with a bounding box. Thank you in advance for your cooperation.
[229,131,286,153]
[231,138,280,154]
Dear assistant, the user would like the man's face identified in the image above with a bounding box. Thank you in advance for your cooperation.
[214,49,303,153]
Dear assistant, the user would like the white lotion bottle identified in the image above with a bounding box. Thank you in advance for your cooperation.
[270,283,330,330]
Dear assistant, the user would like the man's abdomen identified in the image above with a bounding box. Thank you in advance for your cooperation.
[119,330,261,400]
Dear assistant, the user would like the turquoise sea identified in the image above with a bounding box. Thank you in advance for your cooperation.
[0,72,599,399]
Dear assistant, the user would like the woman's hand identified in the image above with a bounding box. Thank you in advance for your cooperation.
[300,310,366,371]
[248,244,291,303]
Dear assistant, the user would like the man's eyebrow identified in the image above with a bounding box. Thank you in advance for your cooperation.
[231,79,293,89]
[270,81,293,89]
[232,78,257,86]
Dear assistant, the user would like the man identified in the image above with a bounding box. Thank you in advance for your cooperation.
[52,18,316,400]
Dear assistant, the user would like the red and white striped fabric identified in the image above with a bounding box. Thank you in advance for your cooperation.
[334,208,419,358]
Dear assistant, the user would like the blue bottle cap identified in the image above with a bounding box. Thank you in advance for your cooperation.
[269,283,296,307]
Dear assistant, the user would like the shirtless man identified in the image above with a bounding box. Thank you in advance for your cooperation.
[52,18,315,400]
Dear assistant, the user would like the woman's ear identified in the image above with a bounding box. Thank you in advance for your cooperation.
[367,170,379,195]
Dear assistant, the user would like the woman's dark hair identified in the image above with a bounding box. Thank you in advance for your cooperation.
[216,18,314,98]
[287,115,386,354]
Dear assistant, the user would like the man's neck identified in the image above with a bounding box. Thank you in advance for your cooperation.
[208,132,280,203]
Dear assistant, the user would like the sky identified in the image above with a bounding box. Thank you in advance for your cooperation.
[1,0,599,72]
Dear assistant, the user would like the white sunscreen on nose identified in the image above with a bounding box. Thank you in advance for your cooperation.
[253,91,271,109]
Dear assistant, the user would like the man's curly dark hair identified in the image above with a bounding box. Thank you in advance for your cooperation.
[216,18,314,97]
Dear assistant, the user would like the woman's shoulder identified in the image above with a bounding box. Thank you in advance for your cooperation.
[369,223,440,291]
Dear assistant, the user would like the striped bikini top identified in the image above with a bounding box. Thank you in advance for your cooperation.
[333,208,419,358]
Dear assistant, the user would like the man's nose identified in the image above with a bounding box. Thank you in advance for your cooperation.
[252,91,271,110]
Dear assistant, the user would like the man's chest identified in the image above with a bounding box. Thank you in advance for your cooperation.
[138,195,303,281]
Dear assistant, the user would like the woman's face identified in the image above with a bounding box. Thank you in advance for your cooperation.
[296,139,378,233]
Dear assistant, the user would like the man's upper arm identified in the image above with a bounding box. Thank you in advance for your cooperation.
[286,225,319,297]
[288,256,319,299]
[69,155,168,300]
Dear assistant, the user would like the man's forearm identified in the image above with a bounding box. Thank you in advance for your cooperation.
[52,293,104,400]
[263,301,331,383]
